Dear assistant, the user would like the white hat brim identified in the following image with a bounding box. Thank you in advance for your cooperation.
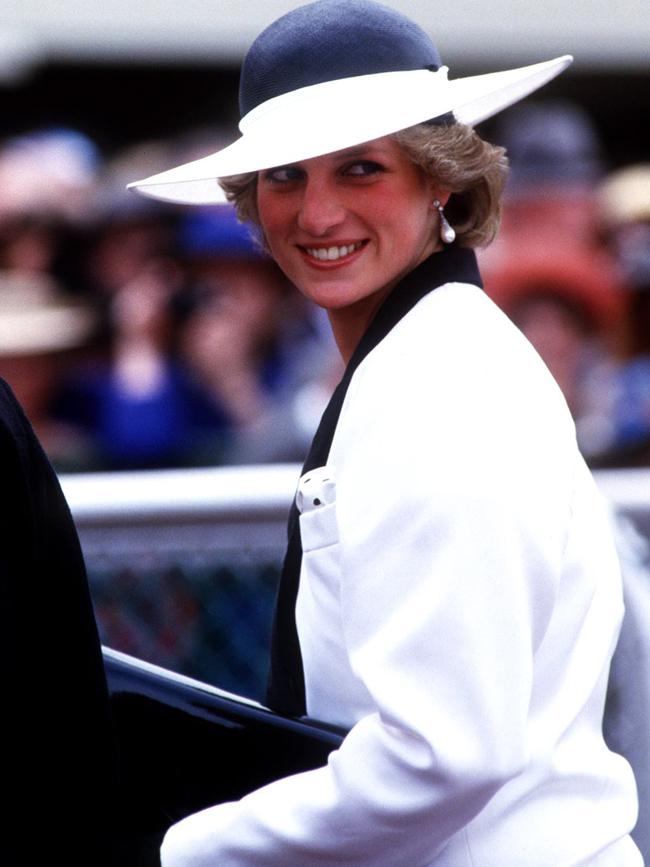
[129,55,572,206]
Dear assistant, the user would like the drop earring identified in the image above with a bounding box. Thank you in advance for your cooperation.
[433,199,456,244]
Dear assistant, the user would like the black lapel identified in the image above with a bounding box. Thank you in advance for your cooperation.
[266,246,482,715]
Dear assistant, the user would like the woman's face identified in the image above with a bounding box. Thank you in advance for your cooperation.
[256,136,443,329]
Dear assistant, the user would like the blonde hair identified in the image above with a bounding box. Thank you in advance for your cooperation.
[394,123,508,247]
[220,122,508,249]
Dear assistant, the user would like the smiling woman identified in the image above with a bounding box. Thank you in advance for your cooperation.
[254,138,441,359]
[224,125,507,359]
[128,1,642,865]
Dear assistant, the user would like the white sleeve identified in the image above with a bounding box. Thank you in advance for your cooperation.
[161,353,573,867]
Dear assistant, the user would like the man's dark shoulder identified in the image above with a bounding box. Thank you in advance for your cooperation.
[0,377,32,447]
[0,376,81,570]
[0,377,57,488]
[0,378,37,528]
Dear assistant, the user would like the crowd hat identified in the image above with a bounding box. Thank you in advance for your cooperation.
[599,164,650,227]
[129,0,572,206]
[483,250,625,334]
[176,205,263,260]
[0,273,95,356]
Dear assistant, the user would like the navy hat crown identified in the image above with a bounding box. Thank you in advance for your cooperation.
[239,0,442,118]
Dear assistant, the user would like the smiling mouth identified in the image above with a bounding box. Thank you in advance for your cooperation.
[301,241,366,262]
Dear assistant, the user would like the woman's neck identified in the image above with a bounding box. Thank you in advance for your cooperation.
[327,242,442,364]
[326,284,395,364]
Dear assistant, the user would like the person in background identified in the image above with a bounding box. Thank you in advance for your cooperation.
[596,164,650,465]
[479,100,643,466]
[481,99,605,267]
[483,251,625,461]
[0,272,97,470]
[176,205,340,464]
[0,128,98,224]
[53,253,229,470]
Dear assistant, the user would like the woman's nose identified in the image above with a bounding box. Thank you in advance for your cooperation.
[297,181,346,236]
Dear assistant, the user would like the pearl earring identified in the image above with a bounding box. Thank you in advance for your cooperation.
[433,199,456,244]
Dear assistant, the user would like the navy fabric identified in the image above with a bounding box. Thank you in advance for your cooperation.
[239,0,442,117]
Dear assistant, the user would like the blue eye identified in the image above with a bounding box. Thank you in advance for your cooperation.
[344,161,384,177]
[263,165,304,183]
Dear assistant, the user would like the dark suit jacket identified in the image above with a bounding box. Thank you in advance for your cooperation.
[0,378,121,865]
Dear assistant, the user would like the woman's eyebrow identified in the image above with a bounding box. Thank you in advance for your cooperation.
[264,145,388,173]
[263,162,301,173]
[333,146,385,160]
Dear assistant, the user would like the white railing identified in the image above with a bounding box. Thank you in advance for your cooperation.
[61,463,300,525]
[60,464,301,568]
[58,464,650,564]
[61,464,650,531]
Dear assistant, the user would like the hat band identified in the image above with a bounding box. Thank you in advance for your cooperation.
[239,66,450,134]
[231,67,456,173]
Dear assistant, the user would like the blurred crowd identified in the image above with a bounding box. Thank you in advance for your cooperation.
[481,101,650,468]
[0,126,342,471]
[0,100,649,472]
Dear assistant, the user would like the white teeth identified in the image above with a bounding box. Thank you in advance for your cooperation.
[306,242,362,261]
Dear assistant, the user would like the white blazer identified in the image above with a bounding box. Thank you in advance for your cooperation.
[162,282,641,866]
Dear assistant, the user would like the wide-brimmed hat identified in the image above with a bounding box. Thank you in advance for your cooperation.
[129,0,572,206]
